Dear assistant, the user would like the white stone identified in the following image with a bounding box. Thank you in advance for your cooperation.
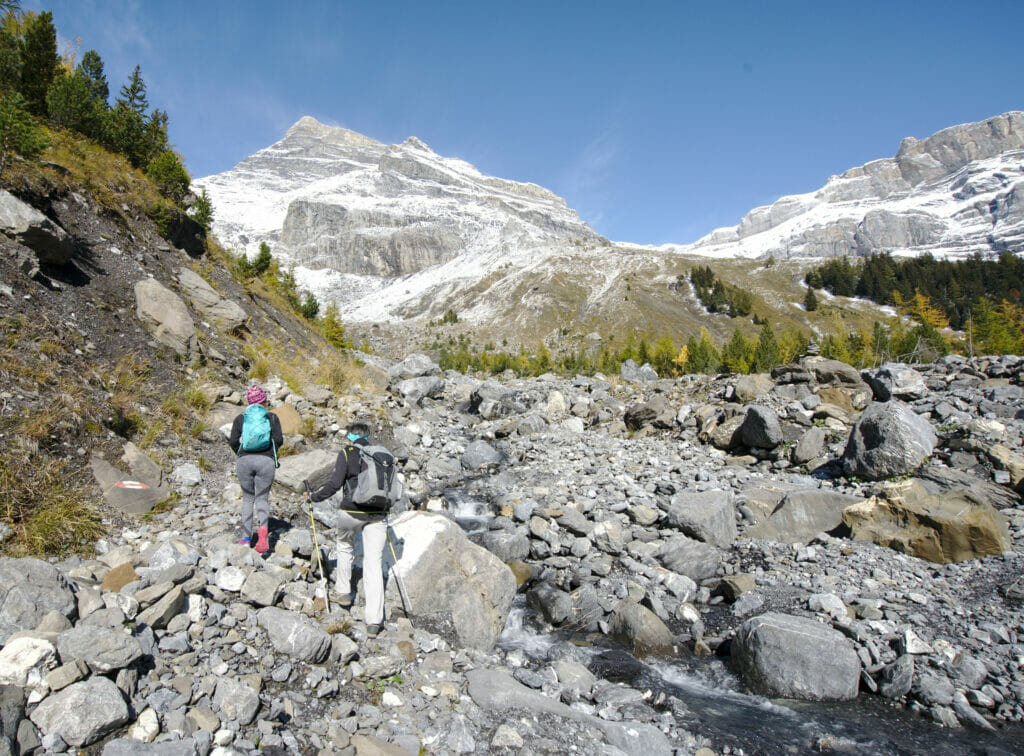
[128,708,160,742]
[0,636,57,689]
[214,566,246,592]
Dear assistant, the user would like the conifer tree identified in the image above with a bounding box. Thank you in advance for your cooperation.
[804,286,818,311]
[189,188,213,231]
[145,149,190,202]
[721,327,752,374]
[751,323,783,372]
[45,70,95,132]
[118,64,147,114]
[76,50,107,102]
[18,10,57,116]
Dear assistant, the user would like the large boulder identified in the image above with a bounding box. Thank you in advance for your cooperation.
[175,267,247,331]
[55,625,143,673]
[656,535,723,581]
[842,482,1012,563]
[256,607,331,662]
[733,374,774,402]
[619,359,658,382]
[791,426,827,465]
[745,489,863,544]
[387,354,440,382]
[387,511,516,649]
[731,612,860,701]
[134,278,197,357]
[842,400,937,481]
[0,190,74,267]
[29,676,130,747]
[396,376,444,403]
[90,452,171,516]
[863,363,928,401]
[739,405,783,449]
[461,440,505,470]
[0,558,76,645]
[665,490,737,548]
[609,600,678,657]
[276,448,338,491]
[624,395,676,431]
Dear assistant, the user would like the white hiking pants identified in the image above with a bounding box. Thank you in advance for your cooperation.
[334,511,387,625]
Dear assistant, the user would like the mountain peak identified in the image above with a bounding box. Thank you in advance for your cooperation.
[284,116,382,149]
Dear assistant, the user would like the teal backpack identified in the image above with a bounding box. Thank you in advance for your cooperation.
[240,405,273,453]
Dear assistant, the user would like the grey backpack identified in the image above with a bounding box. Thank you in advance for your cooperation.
[350,444,402,513]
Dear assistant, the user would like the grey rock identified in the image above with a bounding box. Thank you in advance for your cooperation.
[746,489,863,544]
[134,278,197,357]
[734,374,775,402]
[527,582,573,625]
[656,535,722,581]
[170,463,203,490]
[55,625,143,673]
[275,448,337,491]
[467,668,671,755]
[842,400,937,480]
[387,353,441,382]
[609,599,677,657]
[102,737,203,755]
[0,558,76,645]
[792,426,827,465]
[620,359,658,382]
[388,512,515,649]
[29,676,129,747]
[241,571,284,607]
[481,530,530,562]
[732,612,860,701]
[461,440,505,470]
[624,395,675,431]
[665,490,737,548]
[257,607,331,662]
[212,676,260,726]
[396,376,444,403]
[864,363,928,401]
[740,405,783,449]
[176,267,247,331]
[878,655,914,699]
[914,673,955,706]
[136,586,185,629]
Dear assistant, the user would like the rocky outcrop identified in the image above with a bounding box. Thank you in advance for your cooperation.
[0,190,74,270]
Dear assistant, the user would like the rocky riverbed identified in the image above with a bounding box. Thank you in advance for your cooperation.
[2,351,1024,755]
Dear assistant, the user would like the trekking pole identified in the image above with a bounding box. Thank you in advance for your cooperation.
[303,480,330,613]
[385,514,413,617]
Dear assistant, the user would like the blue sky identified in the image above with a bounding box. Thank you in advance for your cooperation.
[30,0,1024,245]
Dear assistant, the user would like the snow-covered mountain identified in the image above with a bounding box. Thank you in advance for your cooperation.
[196,112,1024,331]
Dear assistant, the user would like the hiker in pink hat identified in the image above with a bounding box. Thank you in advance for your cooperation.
[228,384,284,554]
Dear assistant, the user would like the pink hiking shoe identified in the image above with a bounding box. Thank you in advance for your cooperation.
[255,525,269,554]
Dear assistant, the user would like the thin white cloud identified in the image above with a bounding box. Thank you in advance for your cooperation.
[561,125,620,232]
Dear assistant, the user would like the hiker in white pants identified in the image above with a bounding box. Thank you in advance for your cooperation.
[305,419,388,636]
[333,511,387,628]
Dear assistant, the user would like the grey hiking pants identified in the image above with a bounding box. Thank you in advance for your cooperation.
[334,510,387,626]
[237,454,276,539]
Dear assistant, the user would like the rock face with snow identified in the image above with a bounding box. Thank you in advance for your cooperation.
[198,112,1024,335]
[684,111,1024,260]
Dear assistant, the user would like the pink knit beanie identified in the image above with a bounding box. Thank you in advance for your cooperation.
[247,385,268,405]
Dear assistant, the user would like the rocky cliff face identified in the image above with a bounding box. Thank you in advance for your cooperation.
[683,111,1024,259]
[198,116,604,278]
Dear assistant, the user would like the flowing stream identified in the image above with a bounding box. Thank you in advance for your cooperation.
[441,488,1024,756]
[498,599,1024,755]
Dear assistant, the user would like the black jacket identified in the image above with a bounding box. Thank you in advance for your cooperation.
[311,438,367,505]
[229,409,284,461]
